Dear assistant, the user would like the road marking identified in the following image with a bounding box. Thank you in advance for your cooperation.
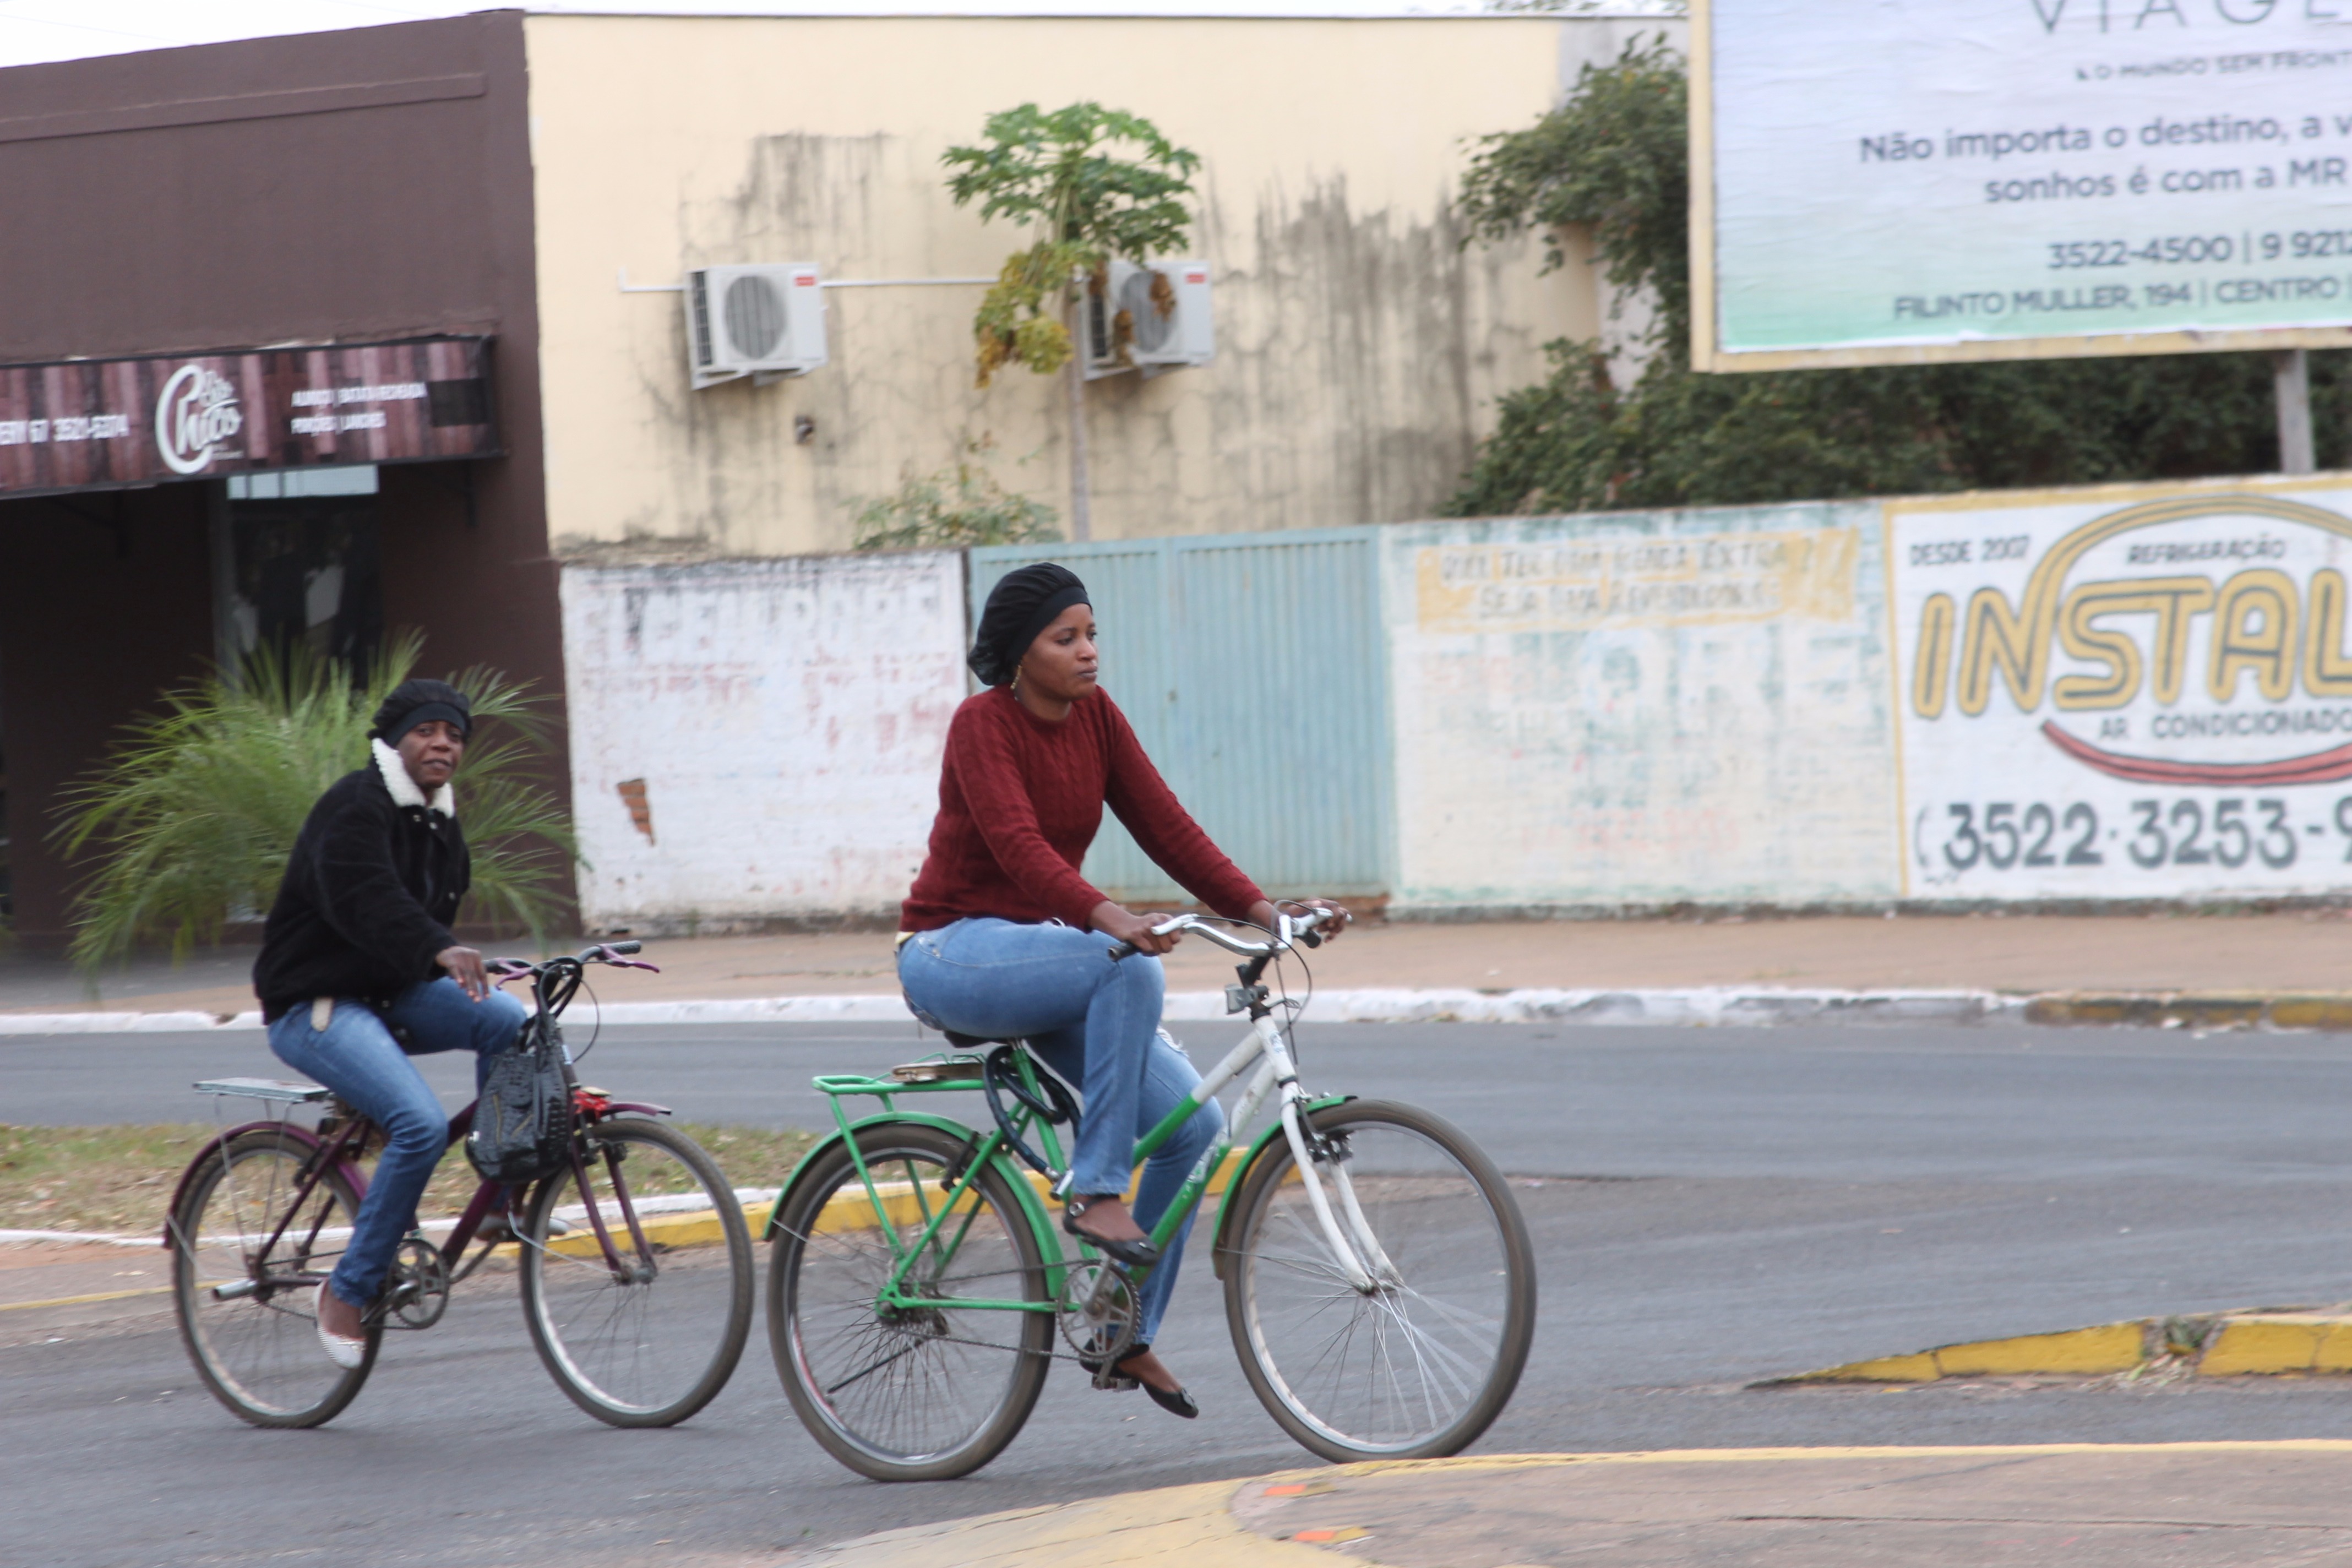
[0,1285,172,1311]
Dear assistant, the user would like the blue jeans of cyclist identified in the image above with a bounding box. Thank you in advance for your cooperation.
[266,978,529,1309]
[897,917,1224,1346]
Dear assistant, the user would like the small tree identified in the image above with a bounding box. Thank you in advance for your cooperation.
[945,102,1201,539]
[55,633,576,978]
[852,440,1061,551]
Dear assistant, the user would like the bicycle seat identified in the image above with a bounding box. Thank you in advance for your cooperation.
[942,1030,1022,1051]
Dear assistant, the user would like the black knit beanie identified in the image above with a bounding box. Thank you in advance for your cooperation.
[968,563,1090,688]
[370,678,474,745]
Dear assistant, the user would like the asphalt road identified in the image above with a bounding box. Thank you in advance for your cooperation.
[16,1019,2352,1567]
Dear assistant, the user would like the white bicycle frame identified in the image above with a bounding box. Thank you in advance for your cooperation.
[1134,912,1399,1294]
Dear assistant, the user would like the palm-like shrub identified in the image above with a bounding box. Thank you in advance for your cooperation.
[55,633,576,976]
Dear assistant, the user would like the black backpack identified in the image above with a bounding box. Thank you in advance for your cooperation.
[464,1020,575,1183]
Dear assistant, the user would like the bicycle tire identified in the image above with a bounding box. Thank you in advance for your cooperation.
[768,1122,1052,1481]
[172,1128,379,1428]
[518,1117,753,1427]
[1222,1099,1536,1462]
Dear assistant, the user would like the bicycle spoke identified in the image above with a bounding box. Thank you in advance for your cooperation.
[774,1128,1051,1480]
[1229,1107,1531,1460]
[520,1121,752,1426]
[176,1135,372,1427]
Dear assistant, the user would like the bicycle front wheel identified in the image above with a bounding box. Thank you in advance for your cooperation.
[768,1122,1052,1481]
[518,1117,753,1427]
[171,1128,378,1428]
[1223,1099,1536,1462]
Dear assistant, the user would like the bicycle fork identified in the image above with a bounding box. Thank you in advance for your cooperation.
[1246,1018,1396,1295]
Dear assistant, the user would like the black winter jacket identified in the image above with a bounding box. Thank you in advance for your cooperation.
[252,750,470,1022]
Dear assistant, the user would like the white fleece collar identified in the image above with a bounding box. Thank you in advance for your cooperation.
[373,738,456,818]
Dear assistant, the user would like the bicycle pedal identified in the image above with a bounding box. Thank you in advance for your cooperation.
[1090,1367,1142,1392]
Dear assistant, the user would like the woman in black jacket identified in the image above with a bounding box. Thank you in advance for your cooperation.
[253,679,526,1366]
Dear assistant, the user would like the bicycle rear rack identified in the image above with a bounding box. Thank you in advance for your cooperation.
[193,1077,332,1103]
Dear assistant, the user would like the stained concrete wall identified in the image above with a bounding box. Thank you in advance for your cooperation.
[559,500,1901,928]
[521,12,1679,557]
[1380,505,1900,913]
[558,551,966,931]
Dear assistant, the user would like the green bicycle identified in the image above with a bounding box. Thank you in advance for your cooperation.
[763,908,1537,1481]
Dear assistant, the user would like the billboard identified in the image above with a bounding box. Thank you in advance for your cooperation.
[1888,479,2352,899]
[1693,0,2352,370]
[0,336,496,497]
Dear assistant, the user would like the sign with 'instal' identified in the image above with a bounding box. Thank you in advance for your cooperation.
[1890,480,2352,898]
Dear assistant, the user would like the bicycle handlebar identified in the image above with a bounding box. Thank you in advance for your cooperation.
[487,942,660,981]
[1105,905,1341,962]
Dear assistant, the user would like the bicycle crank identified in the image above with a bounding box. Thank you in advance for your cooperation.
[383,1234,450,1329]
[1055,1261,1139,1385]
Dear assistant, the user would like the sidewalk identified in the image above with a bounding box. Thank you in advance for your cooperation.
[11,911,2352,1023]
[797,1445,2352,1567]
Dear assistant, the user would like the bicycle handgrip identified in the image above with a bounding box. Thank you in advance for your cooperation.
[602,940,644,956]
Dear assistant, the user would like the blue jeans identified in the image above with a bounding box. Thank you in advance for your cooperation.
[266,978,529,1308]
[898,918,1224,1345]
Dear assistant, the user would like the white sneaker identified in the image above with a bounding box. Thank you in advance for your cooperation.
[314,1284,367,1370]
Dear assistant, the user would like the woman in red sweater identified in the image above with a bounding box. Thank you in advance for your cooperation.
[899,563,1344,1419]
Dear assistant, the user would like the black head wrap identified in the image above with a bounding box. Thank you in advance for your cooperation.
[968,563,1090,687]
[370,678,475,745]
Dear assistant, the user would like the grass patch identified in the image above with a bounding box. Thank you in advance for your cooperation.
[1,1120,819,1238]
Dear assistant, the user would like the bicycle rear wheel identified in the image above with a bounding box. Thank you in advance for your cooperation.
[768,1123,1052,1481]
[171,1128,378,1428]
[1223,1099,1536,1462]
[518,1117,753,1427]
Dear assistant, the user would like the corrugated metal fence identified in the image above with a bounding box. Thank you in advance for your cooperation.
[971,530,1393,905]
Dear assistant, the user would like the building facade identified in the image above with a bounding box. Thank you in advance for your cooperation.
[0,8,1633,942]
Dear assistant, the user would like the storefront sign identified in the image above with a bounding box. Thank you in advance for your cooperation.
[0,335,495,496]
[1890,481,2352,898]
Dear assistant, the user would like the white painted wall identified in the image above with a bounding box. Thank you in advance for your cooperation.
[1380,505,1901,912]
[559,551,966,930]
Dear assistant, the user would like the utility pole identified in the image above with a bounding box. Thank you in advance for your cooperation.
[2275,348,2316,476]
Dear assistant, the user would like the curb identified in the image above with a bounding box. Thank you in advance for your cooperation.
[1781,1306,2352,1383]
[13,986,2352,1037]
[0,985,2023,1036]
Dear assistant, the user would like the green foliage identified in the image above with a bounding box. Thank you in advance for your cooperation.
[1449,39,2345,515]
[1457,34,1689,348]
[945,102,1201,385]
[852,444,1062,551]
[54,632,577,976]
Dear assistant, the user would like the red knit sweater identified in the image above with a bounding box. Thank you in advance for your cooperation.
[900,686,1264,933]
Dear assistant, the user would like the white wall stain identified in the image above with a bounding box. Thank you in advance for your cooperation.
[1381,505,1899,911]
[558,551,966,929]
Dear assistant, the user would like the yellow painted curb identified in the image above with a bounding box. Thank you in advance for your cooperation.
[797,1478,1333,1567]
[796,1445,2352,1567]
[2025,990,2352,1030]
[1790,1310,2352,1382]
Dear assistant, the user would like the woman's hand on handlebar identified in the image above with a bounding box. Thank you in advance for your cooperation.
[1092,901,1183,957]
[437,944,492,1001]
[1250,899,1351,943]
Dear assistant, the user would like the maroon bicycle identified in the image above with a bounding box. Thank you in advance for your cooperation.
[165,943,753,1429]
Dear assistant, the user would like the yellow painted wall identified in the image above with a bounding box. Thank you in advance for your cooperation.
[522,13,1667,556]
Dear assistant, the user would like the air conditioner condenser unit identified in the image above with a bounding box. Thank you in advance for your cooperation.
[1085,259,1212,379]
[687,263,827,388]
